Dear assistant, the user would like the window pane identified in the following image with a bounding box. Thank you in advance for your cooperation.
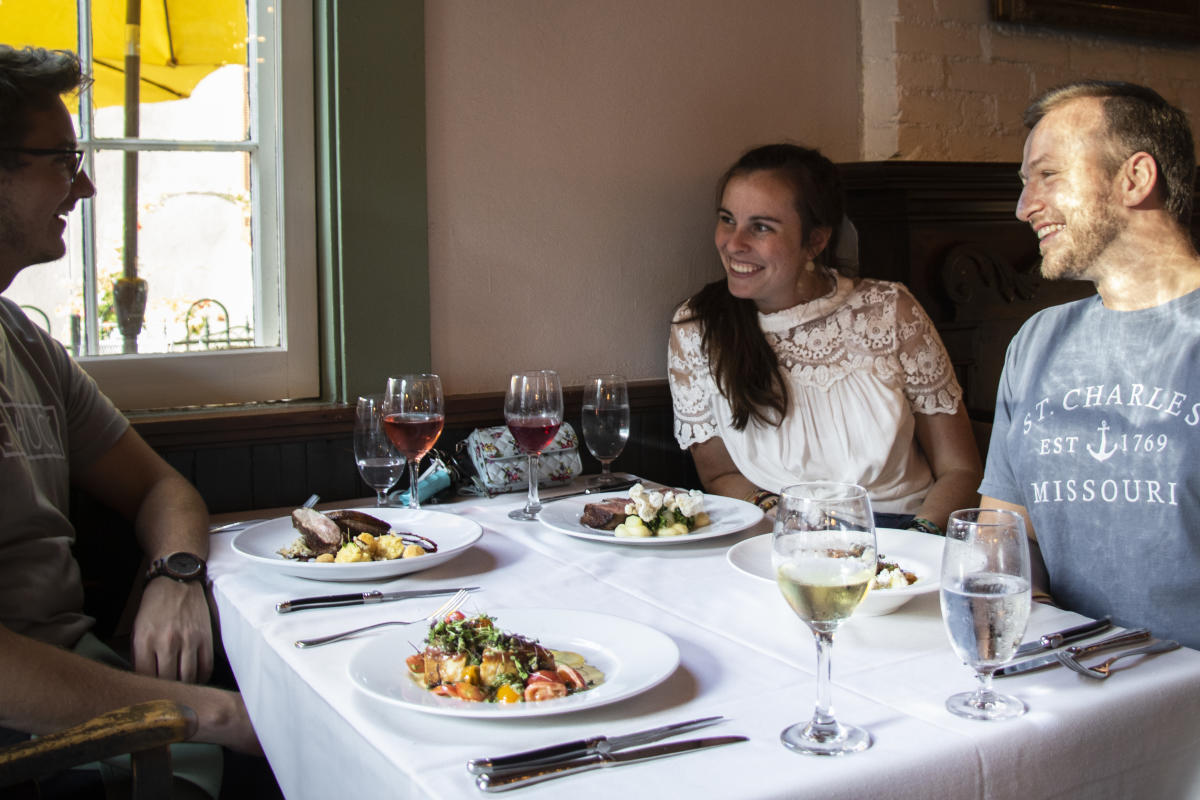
[3,0,318,409]
[89,149,260,355]
[89,0,250,141]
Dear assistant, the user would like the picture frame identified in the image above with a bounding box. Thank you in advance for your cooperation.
[991,0,1200,42]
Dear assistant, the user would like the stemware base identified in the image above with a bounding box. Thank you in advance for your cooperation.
[508,506,540,521]
[586,472,628,489]
[945,690,1026,721]
[780,719,872,756]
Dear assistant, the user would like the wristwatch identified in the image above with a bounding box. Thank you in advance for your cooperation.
[145,552,208,584]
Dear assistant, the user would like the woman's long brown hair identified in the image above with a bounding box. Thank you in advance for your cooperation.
[676,144,847,430]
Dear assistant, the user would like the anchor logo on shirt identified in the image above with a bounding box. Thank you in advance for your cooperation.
[1086,420,1119,463]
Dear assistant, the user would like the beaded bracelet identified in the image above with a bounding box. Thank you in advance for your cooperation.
[746,490,780,512]
[907,516,944,536]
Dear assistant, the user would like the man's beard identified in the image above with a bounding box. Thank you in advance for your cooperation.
[1040,193,1123,282]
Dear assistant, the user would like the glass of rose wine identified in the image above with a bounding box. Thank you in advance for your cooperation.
[581,373,630,488]
[940,508,1031,721]
[354,394,404,506]
[382,374,445,510]
[771,482,877,756]
[504,370,563,521]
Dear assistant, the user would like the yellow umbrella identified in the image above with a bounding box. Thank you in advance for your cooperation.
[1,0,247,352]
[0,0,248,109]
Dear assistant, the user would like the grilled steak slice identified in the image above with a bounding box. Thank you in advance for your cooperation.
[291,507,344,555]
[325,509,392,537]
[580,498,629,530]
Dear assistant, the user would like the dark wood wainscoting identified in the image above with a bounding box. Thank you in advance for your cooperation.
[842,161,1096,423]
[129,382,698,515]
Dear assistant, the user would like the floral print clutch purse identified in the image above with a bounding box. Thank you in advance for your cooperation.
[461,424,582,496]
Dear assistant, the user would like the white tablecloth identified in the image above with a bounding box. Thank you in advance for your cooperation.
[208,492,1200,800]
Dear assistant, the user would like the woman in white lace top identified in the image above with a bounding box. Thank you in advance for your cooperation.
[668,144,981,531]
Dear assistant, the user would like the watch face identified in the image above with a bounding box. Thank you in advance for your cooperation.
[165,552,204,577]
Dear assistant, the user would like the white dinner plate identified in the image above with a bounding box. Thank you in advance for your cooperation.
[231,507,483,582]
[726,528,943,616]
[347,608,680,718]
[537,491,763,545]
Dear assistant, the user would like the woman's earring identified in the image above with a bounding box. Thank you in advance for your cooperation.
[804,259,817,272]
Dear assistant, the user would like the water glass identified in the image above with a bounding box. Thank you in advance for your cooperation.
[354,395,403,506]
[940,508,1032,721]
[581,373,630,487]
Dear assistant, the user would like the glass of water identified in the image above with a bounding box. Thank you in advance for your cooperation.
[354,394,404,506]
[940,508,1032,720]
[581,373,630,488]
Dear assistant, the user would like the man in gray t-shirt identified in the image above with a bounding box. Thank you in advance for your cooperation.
[980,80,1200,649]
[0,45,259,766]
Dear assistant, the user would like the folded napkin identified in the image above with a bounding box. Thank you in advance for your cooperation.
[390,458,452,505]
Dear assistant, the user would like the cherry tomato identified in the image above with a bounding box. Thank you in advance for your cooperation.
[405,654,425,673]
[495,684,522,704]
[451,682,486,702]
[431,685,454,697]
[444,610,466,623]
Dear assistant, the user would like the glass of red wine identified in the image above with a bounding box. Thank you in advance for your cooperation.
[382,374,445,510]
[505,370,563,521]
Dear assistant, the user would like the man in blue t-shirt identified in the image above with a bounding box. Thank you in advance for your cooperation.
[980,80,1200,649]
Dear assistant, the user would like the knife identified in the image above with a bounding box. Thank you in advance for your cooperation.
[466,715,724,775]
[275,586,479,613]
[995,627,1151,677]
[1012,616,1112,658]
[474,735,748,792]
[539,481,638,503]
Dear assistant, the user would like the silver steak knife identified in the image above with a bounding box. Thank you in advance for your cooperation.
[475,735,748,792]
[1012,616,1112,658]
[466,715,724,775]
[539,481,637,503]
[995,627,1150,677]
[275,586,479,613]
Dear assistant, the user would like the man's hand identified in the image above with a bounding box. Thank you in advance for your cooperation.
[132,577,214,684]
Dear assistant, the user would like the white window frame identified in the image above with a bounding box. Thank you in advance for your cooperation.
[77,0,318,410]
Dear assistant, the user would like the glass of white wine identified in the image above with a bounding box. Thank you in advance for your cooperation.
[940,508,1031,721]
[771,482,877,756]
[354,394,403,506]
[581,373,630,488]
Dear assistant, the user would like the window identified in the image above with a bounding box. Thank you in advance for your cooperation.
[3,0,317,410]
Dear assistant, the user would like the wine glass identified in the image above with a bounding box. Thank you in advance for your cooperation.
[504,370,563,521]
[771,482,877,756]
[382,374,445,510]
[581,373,630,488]
[354,394,404,506]
[940,507,1032,721]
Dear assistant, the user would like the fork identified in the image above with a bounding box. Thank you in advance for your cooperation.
[293,589,470,648]
[1056,639,1180,679]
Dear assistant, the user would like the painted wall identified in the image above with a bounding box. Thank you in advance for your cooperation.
[424,1,861,394]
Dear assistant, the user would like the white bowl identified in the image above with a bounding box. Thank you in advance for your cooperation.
[726,528,943,616]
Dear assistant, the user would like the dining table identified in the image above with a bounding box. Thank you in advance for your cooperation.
[207,480,1200,800]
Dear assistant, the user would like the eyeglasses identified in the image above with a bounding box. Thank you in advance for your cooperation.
[0,147,86,180]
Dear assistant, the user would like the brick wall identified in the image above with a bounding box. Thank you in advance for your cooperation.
[862,0,1200,161]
